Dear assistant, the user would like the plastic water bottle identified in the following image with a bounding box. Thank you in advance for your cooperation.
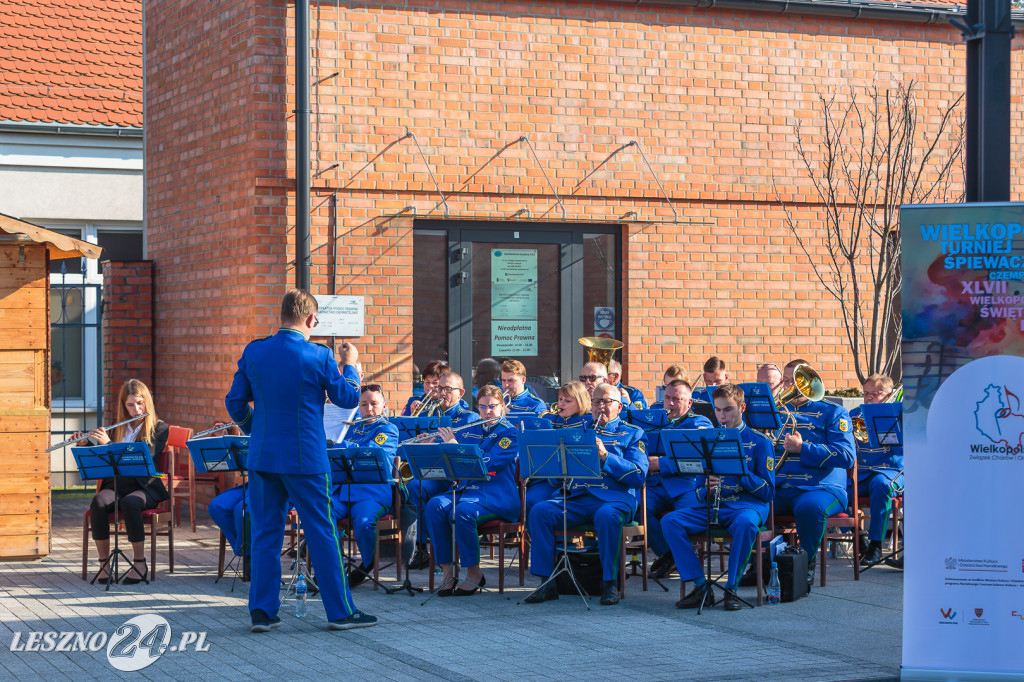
[295,574,308,618]
[767,562,782,605]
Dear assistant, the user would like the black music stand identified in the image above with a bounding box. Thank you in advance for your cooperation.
[187,435,250,587]
[403,443,487,605]
[625,408,671,455]
[505,415,550,431]
[72,442,156,590]
[863,403,903,449]
[327,445,400,594]
[662,427,753,613]
[517,429,602,610]
[737,382,784,432]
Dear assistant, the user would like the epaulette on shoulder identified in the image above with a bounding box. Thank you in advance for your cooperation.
[749,428,772,442]
[311,341,333,351]
[245,334,274,348]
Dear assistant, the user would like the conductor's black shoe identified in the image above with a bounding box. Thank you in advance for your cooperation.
[250,609,282,633]
[348,563,372,588]
[861,542,883,566]
[675,584,715,609]
[649,552,676,580]
[327,611,378,631]
[524,581,559,604]
[406,545,430,571]
[600,580,619,606]
[723,590,742,611]
[884,555,904,570]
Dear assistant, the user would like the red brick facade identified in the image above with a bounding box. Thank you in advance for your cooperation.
[102,260,154,424]
[143,0,1016,428]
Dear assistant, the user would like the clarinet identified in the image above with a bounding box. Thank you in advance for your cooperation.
[709,480,721,526]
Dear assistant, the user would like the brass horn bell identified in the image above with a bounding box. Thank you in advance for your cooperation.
[578,336,624,372]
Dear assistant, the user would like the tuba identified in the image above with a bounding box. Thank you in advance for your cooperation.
[852,384,902,443]
[578,336,624,372]
[773,364,825,451]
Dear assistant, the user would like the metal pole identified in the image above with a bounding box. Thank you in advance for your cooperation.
[295,0,311,290]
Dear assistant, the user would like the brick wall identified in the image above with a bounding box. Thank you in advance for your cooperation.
[102,260,154,424]
[145,0,1018,422]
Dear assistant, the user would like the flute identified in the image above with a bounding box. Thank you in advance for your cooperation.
[45,413,150,452]
[398,416,501,445]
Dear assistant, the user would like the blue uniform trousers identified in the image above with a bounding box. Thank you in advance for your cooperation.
[248,471,356,622]
[424,496,503,566]
[333,500,389,566]
[524,480,559,517]
[208,485,246,556]
[645,482,699,557]
[405,478,451,545]
[528,492,632,582]
[851,470,902,542]
[773,487,845,561]
[662,506,764,588]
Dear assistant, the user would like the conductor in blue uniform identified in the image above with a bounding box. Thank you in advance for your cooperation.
[663,384,775,611]
[645,379,714,580]
[773,359,856,588]
[331,384,400,587]
[225,289,376,632]
[525,383,648,606]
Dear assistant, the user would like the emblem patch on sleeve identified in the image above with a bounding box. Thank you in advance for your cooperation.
[767,456,775,472]
[498,437,511,450]
[374,433,388,446]
[638,441,647,455]
[838,418,850,432]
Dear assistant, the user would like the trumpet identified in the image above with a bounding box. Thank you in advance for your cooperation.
[398,416,502,445]
[45,413,150,452]
[410,388,441,417]
[191,421,239,439]
[852,384,902,443]
[772,363,825,453]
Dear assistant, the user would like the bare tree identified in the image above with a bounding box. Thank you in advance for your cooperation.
[780,81,964,384]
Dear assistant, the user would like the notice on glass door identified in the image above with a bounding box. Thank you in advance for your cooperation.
[491,249,538,355]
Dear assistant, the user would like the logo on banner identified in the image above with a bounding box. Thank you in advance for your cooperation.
[1013,610,1024,621]
[972,384,1024,456]
[975,608,984,617]
[945,557,958,570]
[969,609,990,626]
[939,608,959,624]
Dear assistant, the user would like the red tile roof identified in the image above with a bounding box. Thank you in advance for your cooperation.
[0,0,142,128]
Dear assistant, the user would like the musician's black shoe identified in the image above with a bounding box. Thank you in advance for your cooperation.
[600,581,619,606]
[861,542,883,566]
[723,590,742,611]
[406,544,430,571]
[348,563,372,588]
[884,555,904,570]
[675,583,715,609]
[524,580,559,604]
[250,609,282,633]
[807,556,816,591]
[649,552,675,580]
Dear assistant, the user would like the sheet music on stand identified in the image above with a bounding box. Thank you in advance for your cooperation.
[186,435,249,473]
[863,403,903,448]
[625,408,671,454]
[327,445,395,485]
[737,382,783,431]
[391,416,452,443]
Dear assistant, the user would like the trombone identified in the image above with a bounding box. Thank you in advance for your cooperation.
[852,384,902,443]
[410,388,441,417]
[772,364,825,464]
[45,413,150,452]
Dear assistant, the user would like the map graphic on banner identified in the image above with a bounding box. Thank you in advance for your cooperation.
[901,202,1024,680]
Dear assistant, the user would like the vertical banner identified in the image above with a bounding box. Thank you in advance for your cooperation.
[901,203,1024,679]
[491,248,538,355]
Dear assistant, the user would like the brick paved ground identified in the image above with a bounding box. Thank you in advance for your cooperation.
[0,496,903,680]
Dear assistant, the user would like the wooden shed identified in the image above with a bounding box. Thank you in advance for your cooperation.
[0,212,101,559]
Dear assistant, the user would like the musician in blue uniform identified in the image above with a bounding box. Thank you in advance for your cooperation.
[608,360,648,409]
[850,374,903,565]
[404,371,480,569]
[401,360,469,416]
[330,385,400,587]
[500,359,547,415]
[645,379,714,580]
[525,381,591,515]
[525,383,648,606]
[225,289,375,632]
[426,385,520,596]
[650,364,687,410]
[664,384,775,611]
[773,359,856,588]
[692,356,730,404]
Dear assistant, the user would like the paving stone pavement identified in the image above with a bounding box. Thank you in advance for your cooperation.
[0,496,903,680]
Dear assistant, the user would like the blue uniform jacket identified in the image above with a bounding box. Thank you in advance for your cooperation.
[401,395,470,416]
[697,423,775,518]
[506,390,547,416]
[331,418,400,507]
[849,405,903,479]
[652,412,714,498]
[542,413,589,429]
[452,418,520,520]
[225,328,360,475]
[567,416,648,513]
[621,384,648,410]
[775,399,856,497]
